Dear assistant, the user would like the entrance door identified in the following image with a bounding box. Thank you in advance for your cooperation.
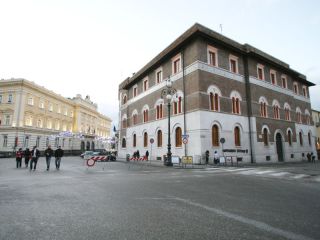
[276,133,284,162]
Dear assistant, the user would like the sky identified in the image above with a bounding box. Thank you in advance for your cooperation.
[1,0,320,127]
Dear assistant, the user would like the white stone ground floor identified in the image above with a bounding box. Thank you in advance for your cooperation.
[118,111,317,163]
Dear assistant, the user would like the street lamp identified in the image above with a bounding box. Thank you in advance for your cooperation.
[161,77,176,166]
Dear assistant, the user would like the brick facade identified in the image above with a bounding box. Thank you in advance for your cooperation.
[118,23,316,163]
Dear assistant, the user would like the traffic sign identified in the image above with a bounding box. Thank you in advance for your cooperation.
[183,138,188,144]
[150,138,154,144]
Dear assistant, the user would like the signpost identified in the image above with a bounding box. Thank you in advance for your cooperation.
[182,134,189,145]
[150,138,154,163]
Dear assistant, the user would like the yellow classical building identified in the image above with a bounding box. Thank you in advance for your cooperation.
[0,78,112,156]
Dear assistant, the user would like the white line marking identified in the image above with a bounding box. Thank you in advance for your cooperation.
[292,174,308,179]
[254,170,276,175]
[171,197,315,240]
[269,172,290,177]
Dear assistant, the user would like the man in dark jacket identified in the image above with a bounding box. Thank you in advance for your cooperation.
[24,148,31,168]
[54,146,64,170]
[30,146,40,171]
[44,145,54,171]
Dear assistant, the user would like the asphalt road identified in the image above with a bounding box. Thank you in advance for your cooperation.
[0,157,319,240]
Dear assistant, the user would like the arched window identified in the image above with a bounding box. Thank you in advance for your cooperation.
[156,104,163,119]
[230,91,241,114]
[234,126,241,146]
[210,93,219,111]
[157,130,162,147]
[212,124,219,146]
[174,97,183,114]
[175,127,182,147]
[296,107,302,123]
[121,138,126,148]
[143,109,149,122]
[308,132,312,146]
[263,128,268,146]
[259,97,268,117]
[132,110,138,125]
[144,132,148,147]
[273,100,280,119]
[288,130,292,146]
[305,110,311,125]
[133,134,136,147]
[284,103,291,121]
[299,132,303,146]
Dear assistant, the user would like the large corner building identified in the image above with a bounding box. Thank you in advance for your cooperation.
[0,78,112,156]
[118,23,316,163]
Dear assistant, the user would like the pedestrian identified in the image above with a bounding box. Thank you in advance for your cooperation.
[205,150,209,165]
[214,151,219,165]
[307,153,311,162]
[24,148,31,168]
[145,150,149,160]
[54,146,64,170]
[44,145,54,171]
[30,146,40,171]
[136,150,140,158]
[15,148,23,168]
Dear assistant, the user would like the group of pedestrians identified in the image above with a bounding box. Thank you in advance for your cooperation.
[15,145,64,171]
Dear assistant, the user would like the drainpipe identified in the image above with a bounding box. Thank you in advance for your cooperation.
[182,50,187,157]
[243,55,255,163]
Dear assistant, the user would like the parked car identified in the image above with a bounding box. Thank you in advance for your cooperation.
[80,151,100,160]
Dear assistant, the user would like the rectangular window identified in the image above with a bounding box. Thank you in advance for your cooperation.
[156,70,162,84]
[39,101,44,109]
[257,64,264,80]
[133,86,138,97]
[209,51,216,66]
[270,73,276,85]
[143,79,148,91]
[28,97,34,105]
[3,135,8,147]
[229,55,238,74]
[173,59,180,74]
[57,106,61,114]
[172,54,182,74]
[207,45,218,66]
[5,115,10,125]
[302,86,307,97]
[64,108,68,116]
[8,94,13,103]
[0,95,2,103]
[293,83,298,94]
[281,76,287,88]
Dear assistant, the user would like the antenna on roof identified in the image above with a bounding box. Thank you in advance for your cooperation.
[219,24,223,34]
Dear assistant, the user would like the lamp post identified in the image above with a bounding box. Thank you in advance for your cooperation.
[161,78,176,166]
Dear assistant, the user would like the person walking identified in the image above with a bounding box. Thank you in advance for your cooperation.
[24,148,31,168]
[15,148,23,168]
[214,151,219,165]
[145,150,149,160]
[205,150,209,165]
[44,145,54,171]
[54,146,64,170]
[30,146,40,171]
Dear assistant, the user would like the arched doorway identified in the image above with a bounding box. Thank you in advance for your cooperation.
[81,141,85,151]
[276,133,284,162]
[86,141,90,150]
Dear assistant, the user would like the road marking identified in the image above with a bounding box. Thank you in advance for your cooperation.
[269,172,291,177]
[171,196,315,240]
[254,170,276,175]
[291,174,309,179]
